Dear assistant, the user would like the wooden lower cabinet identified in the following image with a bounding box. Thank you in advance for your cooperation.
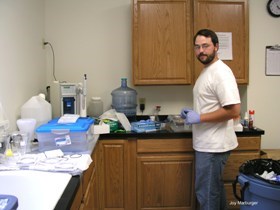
[137,154,195,210]
[75,135,262,210]
[137,138,195,210]
[80,164,98,210]
[71,182,83,210]
[71,142,99,210]
[96,138,195,210]
[97,139,137,210]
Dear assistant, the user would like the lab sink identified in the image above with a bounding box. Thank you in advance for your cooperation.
[0,170,72,210]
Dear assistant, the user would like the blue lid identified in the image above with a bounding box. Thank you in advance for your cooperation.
[36,117,94,133]
[0,194,18,210]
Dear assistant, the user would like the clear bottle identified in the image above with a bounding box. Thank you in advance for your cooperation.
[111,78,137,118]
[243,112,249,128]
[88,97,103,118]
[154,106,161,121]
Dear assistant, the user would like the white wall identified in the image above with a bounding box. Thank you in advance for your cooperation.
[0,0,45,131]
[44,0,194,117]
[44,0,280,149]
[0,0,279,149]
[248,0,280,149]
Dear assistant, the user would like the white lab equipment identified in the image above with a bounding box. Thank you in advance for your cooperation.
[51,74,87,117]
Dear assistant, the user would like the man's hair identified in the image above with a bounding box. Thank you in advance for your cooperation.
[193,29,219,46]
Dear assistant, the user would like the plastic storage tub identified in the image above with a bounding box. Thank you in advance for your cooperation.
[233,173,280,210]
[36,117,94,152]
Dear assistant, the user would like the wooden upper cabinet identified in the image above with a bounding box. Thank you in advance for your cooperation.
[132,0,193,85]
[193,0,249,84]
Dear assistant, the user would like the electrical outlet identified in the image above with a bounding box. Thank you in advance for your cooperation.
[139,98,146,113]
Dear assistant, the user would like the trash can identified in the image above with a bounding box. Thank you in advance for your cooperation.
[233,159,280,210]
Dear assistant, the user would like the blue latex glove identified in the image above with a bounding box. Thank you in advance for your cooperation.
[180,108,190,119]
[181,108,200,125]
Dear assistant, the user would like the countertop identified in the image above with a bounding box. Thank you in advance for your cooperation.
[54,175,80,210]
[60,126,265,209]
[99,126,265,140]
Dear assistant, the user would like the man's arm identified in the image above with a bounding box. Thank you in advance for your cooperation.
[200,103,240,123]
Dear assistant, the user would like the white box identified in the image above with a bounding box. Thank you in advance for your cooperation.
[91,122,110,134]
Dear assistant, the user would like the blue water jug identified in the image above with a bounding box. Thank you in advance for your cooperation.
[111,78,137,118]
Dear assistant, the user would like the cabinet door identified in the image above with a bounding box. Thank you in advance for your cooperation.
[82,153,98,210]
[193,0,249,84]
[97,140,137,210]
[133,0,193,85]
[81,169,98,210]
[137,154,195,210]
[70,183,82,210]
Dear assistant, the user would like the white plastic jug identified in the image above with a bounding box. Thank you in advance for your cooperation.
[88,97,103,118]
[20,94,52,128]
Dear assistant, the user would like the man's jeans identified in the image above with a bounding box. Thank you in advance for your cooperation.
[195,151,230,210]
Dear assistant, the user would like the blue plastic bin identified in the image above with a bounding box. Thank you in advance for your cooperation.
[131,120,161,133]
[36,117,94,152]
[233,173,280,210]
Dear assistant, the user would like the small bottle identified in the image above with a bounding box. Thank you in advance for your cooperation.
[4,135,13,158]
[243,112,249,128]
[88,97,103,118]
[249,110,255,129]
[154,106,161,122]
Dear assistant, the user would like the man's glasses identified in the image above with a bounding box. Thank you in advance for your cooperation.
[194,44,211,51]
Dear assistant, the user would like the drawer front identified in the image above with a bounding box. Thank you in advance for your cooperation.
[235,137,261,151]
[137,139,193,153]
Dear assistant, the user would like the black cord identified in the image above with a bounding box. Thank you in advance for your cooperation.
[44,42,57,81]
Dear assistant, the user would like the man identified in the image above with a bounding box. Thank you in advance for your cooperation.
[181,29,241,210]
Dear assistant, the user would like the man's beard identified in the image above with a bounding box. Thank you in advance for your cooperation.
[197,51,215,65]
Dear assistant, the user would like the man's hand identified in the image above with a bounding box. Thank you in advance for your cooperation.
[181,108,200,125]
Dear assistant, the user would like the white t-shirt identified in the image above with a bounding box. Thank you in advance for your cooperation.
[192,59,240,152]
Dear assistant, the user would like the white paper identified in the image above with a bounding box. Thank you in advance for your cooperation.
[266,46,280,75]
[116,112,131,131]
[58,114,80,123]
[44,149,64,158]
[216,32,233,60]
